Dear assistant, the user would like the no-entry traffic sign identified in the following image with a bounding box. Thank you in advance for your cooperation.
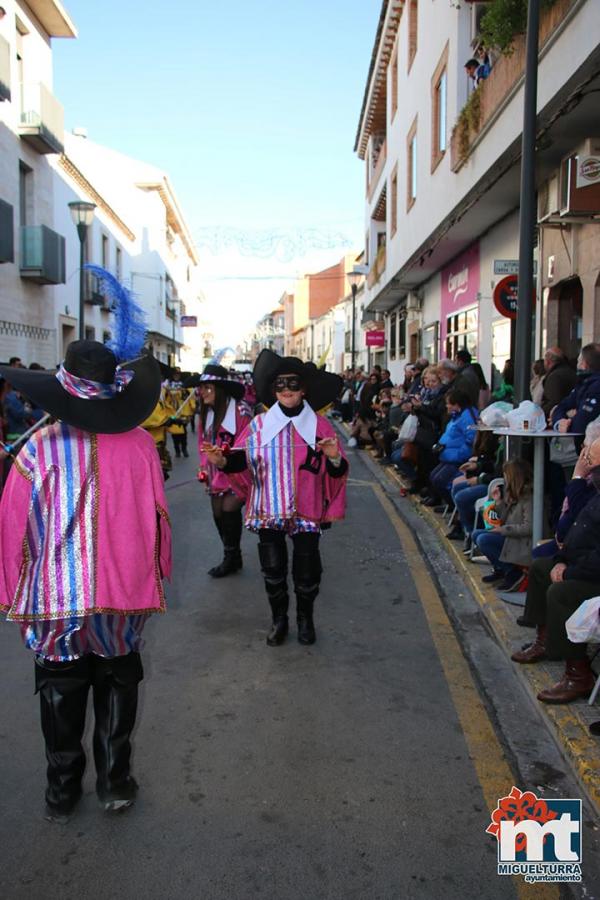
[493,275,535,320]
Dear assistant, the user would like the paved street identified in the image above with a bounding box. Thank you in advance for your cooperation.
[1,443,598,899]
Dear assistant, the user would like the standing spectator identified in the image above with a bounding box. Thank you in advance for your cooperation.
[530,359,546,406]
[9,357,24,368]
[491,359,515,403]
[552,343,600,451]
[453,349,480,408]
[379,369,393,389]
[541,347,577,420]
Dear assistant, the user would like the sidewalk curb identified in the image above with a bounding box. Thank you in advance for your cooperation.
[384,459,600,817]
[341,425,600,817]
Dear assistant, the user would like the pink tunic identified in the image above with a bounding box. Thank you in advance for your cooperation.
[197,401,252,495]
[227,413,347,527]
[0,423,171,621]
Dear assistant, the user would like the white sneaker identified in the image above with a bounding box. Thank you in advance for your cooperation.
[347,437,358,448]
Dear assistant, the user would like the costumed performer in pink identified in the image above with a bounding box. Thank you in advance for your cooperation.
[189,364,252,577]
[0,265,171,823]
[204,350,347,646]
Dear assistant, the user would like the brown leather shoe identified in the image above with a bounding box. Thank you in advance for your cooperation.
[537,659,596,704]
[511,625,547,663]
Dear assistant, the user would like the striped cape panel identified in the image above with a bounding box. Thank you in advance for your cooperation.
[19,613,148,661]
[12,423,97,620]
[247,418,296,522]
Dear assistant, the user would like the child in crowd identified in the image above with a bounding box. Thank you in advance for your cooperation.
[472,459,533,592]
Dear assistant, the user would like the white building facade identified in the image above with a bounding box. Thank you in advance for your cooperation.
[356,0,600,386]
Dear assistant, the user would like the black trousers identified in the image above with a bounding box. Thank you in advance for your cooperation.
[523,557,598,660]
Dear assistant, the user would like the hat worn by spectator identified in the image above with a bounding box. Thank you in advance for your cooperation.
[184,364,245,400]
[253,348,342,411]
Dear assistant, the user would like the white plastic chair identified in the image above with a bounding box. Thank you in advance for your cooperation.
[469,478,505,560]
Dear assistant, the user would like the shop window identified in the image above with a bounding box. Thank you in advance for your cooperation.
[422,322,439,363]
[445,307,478,359]
[399,315,407,357]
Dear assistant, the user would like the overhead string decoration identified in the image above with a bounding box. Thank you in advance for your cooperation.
[84,264,148,361]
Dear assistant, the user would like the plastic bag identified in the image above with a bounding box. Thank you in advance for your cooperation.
[566,597,600,643]
[481,500,504,530]
[549,435,579,467]
[479,401,513,429]
[506,400,546,433]
[397,413,418,443]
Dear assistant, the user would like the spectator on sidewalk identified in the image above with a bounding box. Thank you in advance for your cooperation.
[541,347,577,420]
[421,389,478,507]
[472,459,533,592]
[530,359,546,406]
[454,349,481,409]
[446,430,501,545]
[491,359,514,404]
[552,343,600,451]
[510,438,600,705]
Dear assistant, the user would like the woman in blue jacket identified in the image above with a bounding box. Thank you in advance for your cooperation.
[421,389,479,507]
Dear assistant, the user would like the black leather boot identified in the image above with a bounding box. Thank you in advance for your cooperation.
[208,510,243,578]
[293,549,322,645]
[92,652,143,811]
[258,539,289,646]
[35,655,92,822]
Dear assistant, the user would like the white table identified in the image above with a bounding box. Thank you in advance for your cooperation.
[493,428,582,546]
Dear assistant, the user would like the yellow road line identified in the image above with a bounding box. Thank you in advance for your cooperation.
[371,481,559,900]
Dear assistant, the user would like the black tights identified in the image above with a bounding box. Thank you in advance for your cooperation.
[210,493,243,520]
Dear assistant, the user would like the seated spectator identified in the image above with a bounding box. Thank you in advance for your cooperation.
[348,373,380,448]
[391,366,447,488]
[510,439,600,705]
[472,459,533,592]
[446,430,501,545]
[541,347,576,421]
[533,417,600,561]
[421,389,479,507]
[552,342,600,451]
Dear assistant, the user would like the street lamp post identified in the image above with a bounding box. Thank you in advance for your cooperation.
[68,201,96,341]
[347,269,363,371]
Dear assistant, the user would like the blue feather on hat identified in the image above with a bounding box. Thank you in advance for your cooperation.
[84,264,147,362]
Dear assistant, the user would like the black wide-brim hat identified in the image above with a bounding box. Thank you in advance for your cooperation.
[184,364,245,400]
[0,341,162,435]
[253,349,343,411]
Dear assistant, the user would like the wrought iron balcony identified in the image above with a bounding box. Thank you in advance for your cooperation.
[20,225,66,284]
[19,82,65,154]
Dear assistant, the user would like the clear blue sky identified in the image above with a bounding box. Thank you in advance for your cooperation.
[53,0,381,342]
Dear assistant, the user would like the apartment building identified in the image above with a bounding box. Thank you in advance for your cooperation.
[56,132,201,366]
[251,305,285,360]
[356,0,600,385]
[0,0,76,365]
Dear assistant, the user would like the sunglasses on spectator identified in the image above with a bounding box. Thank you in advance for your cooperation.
[273,376,303,392]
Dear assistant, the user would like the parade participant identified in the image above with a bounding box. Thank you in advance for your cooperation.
[189,364,252,577]
[0,269,171,823]
[166,384,196,458]
[141,384,177,479]
[204,349,348,646]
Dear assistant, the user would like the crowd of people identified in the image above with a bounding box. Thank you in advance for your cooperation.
[338,345,600,735]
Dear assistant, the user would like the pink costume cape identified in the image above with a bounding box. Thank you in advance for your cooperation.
[0,423,171,621]
[227,413,347,526]
[197,400,252,495]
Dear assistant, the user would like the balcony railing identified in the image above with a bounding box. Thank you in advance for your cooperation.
[19,82,65,154]
[20,225,66,284]
[0,35,10,102]
[83,271,108,306]
[450,0,576,172]
[367,243,386,289]
[367,138,387,203]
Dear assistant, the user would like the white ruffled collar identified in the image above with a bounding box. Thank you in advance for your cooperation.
[260,400,317,448]
[206,396,237,437]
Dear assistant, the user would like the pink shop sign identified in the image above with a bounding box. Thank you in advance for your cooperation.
[440,243,480,344]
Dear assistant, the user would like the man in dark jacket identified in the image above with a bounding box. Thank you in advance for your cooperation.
[511,454,600,704]
[552,343,600,450]
[453,349,480,408]
[541,347,577,419]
